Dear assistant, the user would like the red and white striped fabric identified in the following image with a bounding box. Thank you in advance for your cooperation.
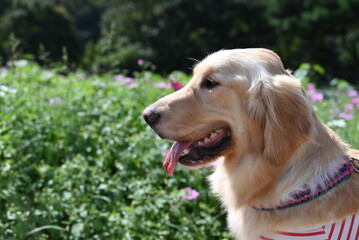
[260,214,359,240]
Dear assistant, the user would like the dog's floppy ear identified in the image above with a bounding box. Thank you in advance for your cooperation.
[248,76,312,166]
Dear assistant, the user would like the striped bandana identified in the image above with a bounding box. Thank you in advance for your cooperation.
[261,214,359,240]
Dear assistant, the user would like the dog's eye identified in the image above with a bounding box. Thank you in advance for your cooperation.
[203,79,219,89]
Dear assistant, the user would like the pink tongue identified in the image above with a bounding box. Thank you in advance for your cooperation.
[163,141,195,176]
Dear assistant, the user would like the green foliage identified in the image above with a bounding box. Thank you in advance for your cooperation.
[294,65,359,146]
[0,0,358,83]
[0,0,110,67]
[265,0,359,82]
[0,62,232,239]
[102,0,273,73]
[91,0,359,82]
[0,2,81,65]
[293,63,326,87]
[81,23,150,74]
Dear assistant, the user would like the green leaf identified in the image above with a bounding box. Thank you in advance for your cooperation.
[26,225,65,236]
[312,64,325,75]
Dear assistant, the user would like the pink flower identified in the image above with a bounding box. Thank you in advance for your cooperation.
[307,83,315,90]
[137,59,144,65]
[155,82,171,89]
[114,75,125,82]
[115,75,134,84]
[311,92,324,102]
[345,104,354,112]
[306,83,316,95]
[306,83,324,102]
[128,82,138,89]
[183,187,199,200]
[352,98,359,104]
[49,97,63,105]
[59,74,65,79]
[347,90,358,97]
[1,68,8,73]
[170,81,183,91]
[124,77,134,84]
[339,112,353,120]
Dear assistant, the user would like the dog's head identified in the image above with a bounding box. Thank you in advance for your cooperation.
[143,48,313,175]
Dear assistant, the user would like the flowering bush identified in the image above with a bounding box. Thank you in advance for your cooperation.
[0,62,231,240]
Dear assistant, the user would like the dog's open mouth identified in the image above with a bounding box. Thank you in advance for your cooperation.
[163,128,231,175]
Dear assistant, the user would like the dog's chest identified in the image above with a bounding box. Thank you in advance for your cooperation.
[261,214,359,240]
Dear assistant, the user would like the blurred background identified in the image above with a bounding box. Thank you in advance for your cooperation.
[0,0,358,83]
[1,1,359,240]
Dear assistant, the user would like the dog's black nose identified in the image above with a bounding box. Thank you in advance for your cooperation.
[143,106,160,126]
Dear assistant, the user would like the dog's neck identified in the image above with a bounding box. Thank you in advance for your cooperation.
[250,119,350,209]
[252,156,354,211]
[216,117,350,209]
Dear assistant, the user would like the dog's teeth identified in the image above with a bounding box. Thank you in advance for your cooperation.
[210,132,218,139]
[190,161,196,164]
[181,148,190,156]
[198,141,204,146]
[204,137,210,143]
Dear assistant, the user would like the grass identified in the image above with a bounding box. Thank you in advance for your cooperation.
[0,60,358,239]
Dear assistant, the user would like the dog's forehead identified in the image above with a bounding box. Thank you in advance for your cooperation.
[194,50,241,73]
[192,49,264,82]
[192,51,240,82]
[192,48,286,83]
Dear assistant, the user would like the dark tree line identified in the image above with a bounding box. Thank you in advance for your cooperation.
[0,0,358,83]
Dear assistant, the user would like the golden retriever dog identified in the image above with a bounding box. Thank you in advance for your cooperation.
[143,48,359,239]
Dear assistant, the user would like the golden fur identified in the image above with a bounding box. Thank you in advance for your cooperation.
[145,48,359,239]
